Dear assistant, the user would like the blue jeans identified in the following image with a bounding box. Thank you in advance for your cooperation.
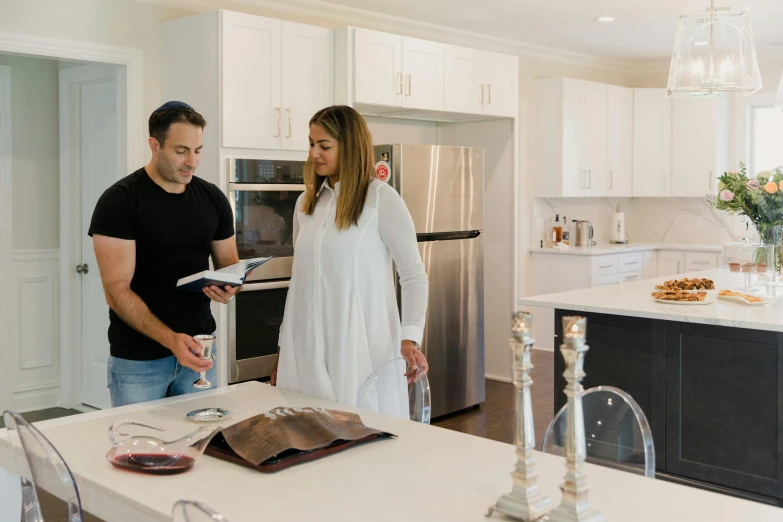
[107,345,218,407]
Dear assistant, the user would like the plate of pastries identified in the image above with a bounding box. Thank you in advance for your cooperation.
[651,278,717,304]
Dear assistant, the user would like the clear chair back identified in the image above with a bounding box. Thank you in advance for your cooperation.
[3,411,83,521]
[172,500,231,522]
[541,386,656,477]
[356,357,431,424]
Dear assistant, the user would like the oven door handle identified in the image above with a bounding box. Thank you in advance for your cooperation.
[242,280,291,292]
[229,183,307,192]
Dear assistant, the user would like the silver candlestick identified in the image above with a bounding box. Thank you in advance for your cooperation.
[548,317,605,522]
[487,312,552,521]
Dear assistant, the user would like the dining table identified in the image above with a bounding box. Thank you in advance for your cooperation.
[0,381,781,521]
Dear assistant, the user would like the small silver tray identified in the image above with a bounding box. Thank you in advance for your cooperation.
[186,408,232,422]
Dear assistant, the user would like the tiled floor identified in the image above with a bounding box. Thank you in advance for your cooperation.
[0,407,82,430]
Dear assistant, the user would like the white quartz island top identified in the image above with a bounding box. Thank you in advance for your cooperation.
[529,243,723,256]
[2,381,782,521]
[519,268,783,332]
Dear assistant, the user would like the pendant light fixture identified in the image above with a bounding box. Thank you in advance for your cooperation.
[667,0,762,97]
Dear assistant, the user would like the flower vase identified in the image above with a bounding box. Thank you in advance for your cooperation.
[757,224,783,280]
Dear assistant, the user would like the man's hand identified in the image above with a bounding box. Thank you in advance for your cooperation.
[203,284,239,304]
[165,333,213,373]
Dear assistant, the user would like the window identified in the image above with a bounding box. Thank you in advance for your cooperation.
[751,106,783,172]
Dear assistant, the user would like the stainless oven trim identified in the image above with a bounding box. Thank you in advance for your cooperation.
[229,183,307,192]
[228,279,291,384]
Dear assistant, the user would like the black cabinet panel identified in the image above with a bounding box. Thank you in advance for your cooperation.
[666,323,783,497]
[554,310,666,470]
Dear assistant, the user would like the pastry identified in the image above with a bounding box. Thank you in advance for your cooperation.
[741,263,756,273]
[728,262,740,272]
[652,291,707,302]
[718,289,762,303]
[655,278,715,291]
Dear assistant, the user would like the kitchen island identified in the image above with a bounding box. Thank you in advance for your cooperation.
[519,268,783,507]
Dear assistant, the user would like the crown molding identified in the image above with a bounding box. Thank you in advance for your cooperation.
[140,0,648,74]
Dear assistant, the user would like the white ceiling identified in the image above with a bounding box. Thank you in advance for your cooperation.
[316,0,783,64]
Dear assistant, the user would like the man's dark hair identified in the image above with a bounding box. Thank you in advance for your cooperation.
[148,102,206,147]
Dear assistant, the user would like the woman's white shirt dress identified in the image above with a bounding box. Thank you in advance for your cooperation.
[276,178,428,418]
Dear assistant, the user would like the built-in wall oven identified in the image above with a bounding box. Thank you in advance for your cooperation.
[227,158,306,383]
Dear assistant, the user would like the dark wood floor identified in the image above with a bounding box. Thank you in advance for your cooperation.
[0,407,82,430]
[433,349,555,445]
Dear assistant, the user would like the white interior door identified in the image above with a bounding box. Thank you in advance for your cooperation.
[79,76,117,409]
[282,21,333,151]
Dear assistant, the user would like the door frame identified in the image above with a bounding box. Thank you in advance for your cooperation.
[0,64,11,411]
[60,64,126,408]
[0,31,143,409]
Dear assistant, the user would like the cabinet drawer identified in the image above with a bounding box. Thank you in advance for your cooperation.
[590,256,618,277]
[618,253,644,273]
[685,252,718,272]
[592,273,619,287]
[618,270,643,284]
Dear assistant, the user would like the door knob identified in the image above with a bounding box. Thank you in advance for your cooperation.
[76,263,89,274]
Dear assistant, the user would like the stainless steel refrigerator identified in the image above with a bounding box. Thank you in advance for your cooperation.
[374,144,485,418]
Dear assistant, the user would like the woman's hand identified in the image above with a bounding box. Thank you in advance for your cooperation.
[401,340,428,383]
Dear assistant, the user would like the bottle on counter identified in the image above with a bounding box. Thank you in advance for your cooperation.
[562,216,569,245]
[552,214,563,243]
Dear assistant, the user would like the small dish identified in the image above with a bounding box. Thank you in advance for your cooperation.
[717,294,773,306]
[652,291,717,305]
[186,408,232,422]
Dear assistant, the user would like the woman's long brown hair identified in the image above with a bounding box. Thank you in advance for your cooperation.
[301,105,374,230]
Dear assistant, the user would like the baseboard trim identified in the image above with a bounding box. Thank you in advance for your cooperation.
[485,374,513,384]
[533,346,555,353]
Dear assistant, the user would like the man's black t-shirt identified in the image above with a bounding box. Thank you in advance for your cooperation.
[88,168,234,360]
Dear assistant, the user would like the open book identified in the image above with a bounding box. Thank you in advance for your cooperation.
[176,257,273,292]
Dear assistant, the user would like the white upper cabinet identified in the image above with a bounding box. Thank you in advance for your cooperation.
[481,51,518,117]
[606,85,634,197]
[281,21,334,151]
[533,78,619,198]
[221,11,333,150]
[353,28,402,107]
[632,88,672,197]
[402,37,444,111]
[354,29,443,111]
[671,96,729,197]
[222,11,282,150]
[444,45,518,117]
[583,81,608,197]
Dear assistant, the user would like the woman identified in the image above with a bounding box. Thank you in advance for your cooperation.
[271,105,429,418]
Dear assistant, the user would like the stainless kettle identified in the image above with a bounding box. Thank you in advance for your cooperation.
[573,220,595,247]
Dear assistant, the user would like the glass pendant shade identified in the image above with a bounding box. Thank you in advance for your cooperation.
[667,5,762,96]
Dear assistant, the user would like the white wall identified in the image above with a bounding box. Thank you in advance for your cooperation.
[366,117,438,146]
[0,54,59,251]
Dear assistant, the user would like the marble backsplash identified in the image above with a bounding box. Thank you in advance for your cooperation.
[532,197,753,246]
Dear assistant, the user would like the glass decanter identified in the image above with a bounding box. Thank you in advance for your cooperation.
[106,420,219,475]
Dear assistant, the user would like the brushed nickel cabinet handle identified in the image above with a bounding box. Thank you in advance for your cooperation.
[286,108,292,138]
[396,72,402,95]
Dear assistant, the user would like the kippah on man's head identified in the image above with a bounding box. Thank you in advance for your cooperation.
[154,101,194,112]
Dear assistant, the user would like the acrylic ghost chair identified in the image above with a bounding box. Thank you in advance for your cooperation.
[356,357,431,424]
[540,386,656,477]
[172,500,233,522]
[3,410,84,521]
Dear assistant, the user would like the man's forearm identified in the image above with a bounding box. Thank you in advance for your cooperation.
[109,287,173,348]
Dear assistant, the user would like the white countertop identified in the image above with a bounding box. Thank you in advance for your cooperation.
[529,243,723,256]
[519,268,783,332]
[2,381,782,521]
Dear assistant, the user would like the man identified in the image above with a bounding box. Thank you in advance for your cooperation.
[89,101,239,407]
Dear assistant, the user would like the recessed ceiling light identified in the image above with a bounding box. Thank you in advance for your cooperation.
[595,16,616,22]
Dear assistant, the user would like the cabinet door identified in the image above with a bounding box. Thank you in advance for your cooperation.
[584,81,607,197]
[607,85,634,197]
[561,78,586,197]
[482,51,518,117]
[402,37,444,110]
[657,250,684,276]
[221,12,281,149]
[672,97,718,197]
[354,28,402,107]
[633,89,671,197]
[282,22,333,151]
[643,251,658,279]
[444,45,483,115]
